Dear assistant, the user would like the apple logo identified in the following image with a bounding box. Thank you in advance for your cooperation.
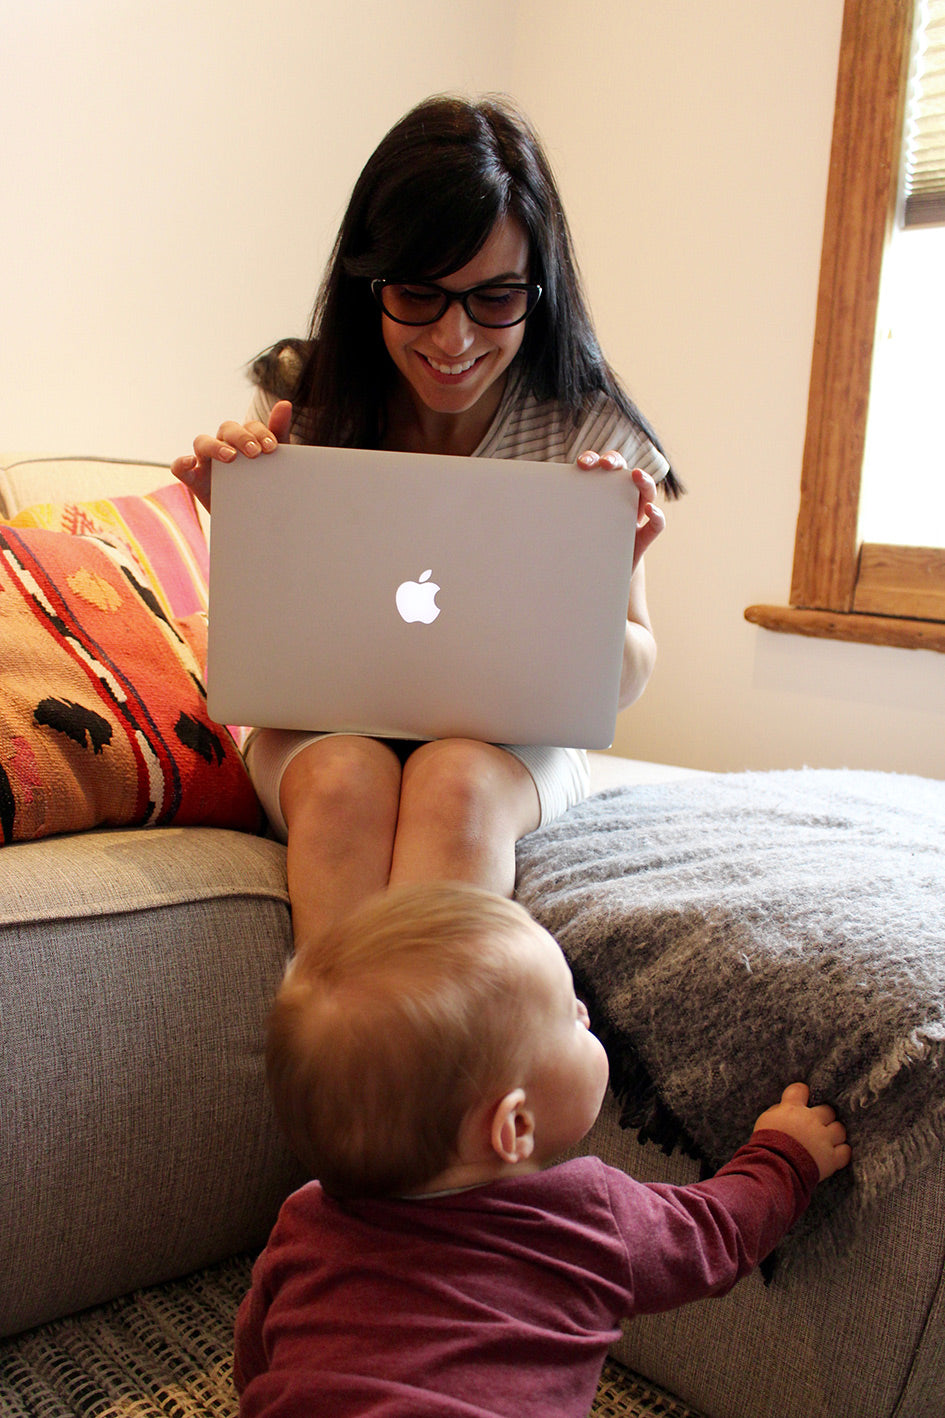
[395,568,441,624]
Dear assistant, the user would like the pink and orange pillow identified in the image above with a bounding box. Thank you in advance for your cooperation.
[0,487,261,844]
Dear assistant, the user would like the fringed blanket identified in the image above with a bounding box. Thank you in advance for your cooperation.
[514,769,945,1271]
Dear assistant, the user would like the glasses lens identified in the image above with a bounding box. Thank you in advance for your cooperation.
[378,283,448,324]
[375,281,540,327]
[465,285,534,327]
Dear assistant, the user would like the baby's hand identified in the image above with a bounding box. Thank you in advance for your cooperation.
[753,1082,852,1181]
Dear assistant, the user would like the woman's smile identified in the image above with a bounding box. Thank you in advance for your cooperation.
[418,350,490,380]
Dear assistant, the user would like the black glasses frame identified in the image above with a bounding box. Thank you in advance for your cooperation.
[370,278,542,328]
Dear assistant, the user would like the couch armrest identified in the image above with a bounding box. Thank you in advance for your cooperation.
[0,453,174,518]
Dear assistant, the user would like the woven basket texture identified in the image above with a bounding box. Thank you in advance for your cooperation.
[0,1253,701,1417]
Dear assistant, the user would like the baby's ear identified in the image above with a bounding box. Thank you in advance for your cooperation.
[490,1088,535,1165]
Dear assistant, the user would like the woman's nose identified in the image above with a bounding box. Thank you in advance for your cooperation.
[428,300,476,355]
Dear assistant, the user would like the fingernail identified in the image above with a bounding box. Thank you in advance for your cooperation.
[219,447,237,462]
[261,436,276,451]
[245,440,260,455]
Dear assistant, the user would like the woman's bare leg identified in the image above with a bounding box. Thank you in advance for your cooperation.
[279,735,403,947]
[390,738,541,898]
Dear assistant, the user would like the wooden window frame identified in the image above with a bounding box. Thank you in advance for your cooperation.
[745,0,945,653]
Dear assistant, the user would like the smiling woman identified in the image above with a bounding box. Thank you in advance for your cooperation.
[171,92,677,953]
[236,95,678,489]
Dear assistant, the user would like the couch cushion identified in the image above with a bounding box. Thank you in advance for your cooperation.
[0,826,304,1338]
[0,521,259,842]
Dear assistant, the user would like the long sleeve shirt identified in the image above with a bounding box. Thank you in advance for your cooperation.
[234,1131,818,1417]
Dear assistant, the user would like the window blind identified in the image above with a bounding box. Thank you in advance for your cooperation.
[903,0,945,225]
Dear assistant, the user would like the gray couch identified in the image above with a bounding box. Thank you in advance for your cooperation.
[1,453,942,1418]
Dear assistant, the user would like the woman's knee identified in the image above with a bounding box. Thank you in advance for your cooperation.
[280,735,402,835]
[402,739,539,837]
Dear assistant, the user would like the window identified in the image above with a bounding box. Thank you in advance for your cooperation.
[745,0,945,652]
[859,224,945,549]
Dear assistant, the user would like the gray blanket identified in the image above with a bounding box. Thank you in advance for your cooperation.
[514,769,945,1270]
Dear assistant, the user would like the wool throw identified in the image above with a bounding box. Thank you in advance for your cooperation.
[514,769,945,1269]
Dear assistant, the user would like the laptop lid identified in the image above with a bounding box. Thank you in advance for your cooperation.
[207,444,638,749]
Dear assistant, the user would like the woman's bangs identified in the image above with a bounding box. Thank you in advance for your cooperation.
[365,178,505,282]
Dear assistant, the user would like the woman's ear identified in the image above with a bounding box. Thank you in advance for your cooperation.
[490,1088,535,1165]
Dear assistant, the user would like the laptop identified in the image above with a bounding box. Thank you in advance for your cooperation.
[206,444,638,749]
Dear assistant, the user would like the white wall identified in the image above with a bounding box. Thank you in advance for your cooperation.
[3,0,943,778]
[1,0,515,458]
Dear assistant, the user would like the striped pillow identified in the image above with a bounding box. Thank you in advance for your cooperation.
[0,520,259,844]
[7,482,208,620]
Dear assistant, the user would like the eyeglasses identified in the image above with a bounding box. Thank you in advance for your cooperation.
[371,279,542,329]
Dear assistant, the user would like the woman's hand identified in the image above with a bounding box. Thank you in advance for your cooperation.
[576,450,665,574]
[577,449,664,711]
[171,399,294,513]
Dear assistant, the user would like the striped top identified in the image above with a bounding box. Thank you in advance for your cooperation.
[246,374,669,483]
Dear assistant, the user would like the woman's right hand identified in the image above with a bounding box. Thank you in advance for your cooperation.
[171,399,294,513]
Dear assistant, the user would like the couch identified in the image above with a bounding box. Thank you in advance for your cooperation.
[1,451,943,1418]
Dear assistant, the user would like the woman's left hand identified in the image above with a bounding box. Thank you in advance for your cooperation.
[578,450,662,709]
[577,450,665,573]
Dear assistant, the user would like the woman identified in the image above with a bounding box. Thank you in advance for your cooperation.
[173,94,680,947]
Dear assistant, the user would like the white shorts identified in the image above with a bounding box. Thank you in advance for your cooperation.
[243,728,590,844]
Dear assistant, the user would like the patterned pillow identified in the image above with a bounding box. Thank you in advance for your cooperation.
[7,482,209,619]
[0,521,261,844]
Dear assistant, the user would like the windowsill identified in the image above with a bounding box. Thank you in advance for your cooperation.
[744,604,945,652]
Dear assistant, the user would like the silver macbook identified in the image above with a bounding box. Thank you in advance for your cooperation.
[207,444,638,749]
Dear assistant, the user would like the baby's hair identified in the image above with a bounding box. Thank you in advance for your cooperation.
[266,883,541,1198]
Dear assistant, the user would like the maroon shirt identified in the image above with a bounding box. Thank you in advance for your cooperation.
[235,1132,817,1416]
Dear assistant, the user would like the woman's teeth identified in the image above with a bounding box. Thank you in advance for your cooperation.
[424,354,479,375]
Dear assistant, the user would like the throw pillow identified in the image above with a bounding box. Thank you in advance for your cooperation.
[8,482,209,620]
[0,522,260,844]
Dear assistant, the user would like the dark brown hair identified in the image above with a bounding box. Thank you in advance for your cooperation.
[252,94,680,494]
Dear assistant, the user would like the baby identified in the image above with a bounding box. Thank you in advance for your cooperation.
[235,882,851,1417]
